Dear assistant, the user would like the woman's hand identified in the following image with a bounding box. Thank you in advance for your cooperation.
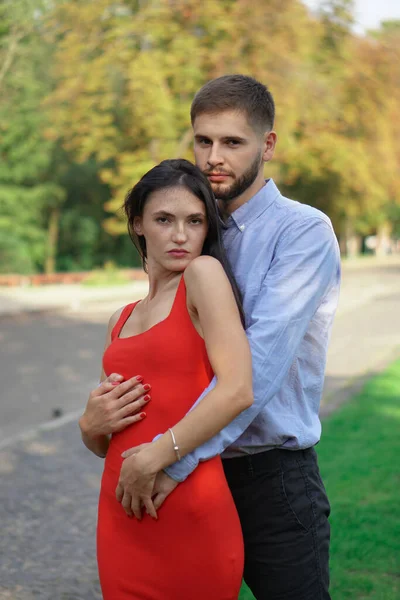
[120,444,180,514]
[80,373,151,439]
[116,451,158,520]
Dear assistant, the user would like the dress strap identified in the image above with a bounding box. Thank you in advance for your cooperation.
[169,275,187,319]
[111,302,140,341]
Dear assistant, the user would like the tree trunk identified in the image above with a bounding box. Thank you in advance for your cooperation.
[45,206,60,274]
[339,217,362,257]
[375,221,393,256]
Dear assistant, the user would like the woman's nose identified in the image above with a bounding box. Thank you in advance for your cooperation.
[172,226,187,244]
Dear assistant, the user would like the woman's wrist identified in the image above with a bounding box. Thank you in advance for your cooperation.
[138,435,176,474]
[79,414,95,438]
[79,414,106,441]
[133,448,159,475]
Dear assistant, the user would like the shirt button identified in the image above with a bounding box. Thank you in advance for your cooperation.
[239,224,245,231]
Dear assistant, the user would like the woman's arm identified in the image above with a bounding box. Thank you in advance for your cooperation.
[79,306,150,457]
[116,256,253,518]
[78,308,122,457]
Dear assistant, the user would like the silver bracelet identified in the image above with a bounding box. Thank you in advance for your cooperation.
[168,428,181,462]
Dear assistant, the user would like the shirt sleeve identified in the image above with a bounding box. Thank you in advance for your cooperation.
[162,217,341,482]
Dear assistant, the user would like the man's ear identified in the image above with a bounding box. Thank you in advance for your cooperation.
[133,216,143,235]
[262,130,277,163]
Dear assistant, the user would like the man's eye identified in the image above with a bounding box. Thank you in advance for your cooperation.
[156,217,169,223]
[198,138,211,146]
[227,139,240,146]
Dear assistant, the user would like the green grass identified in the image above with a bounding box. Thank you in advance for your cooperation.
[239,359,400,600]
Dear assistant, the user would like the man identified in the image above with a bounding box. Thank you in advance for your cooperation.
[81,75,340,599]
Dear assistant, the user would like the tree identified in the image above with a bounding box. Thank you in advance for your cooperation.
[0,0,66,273]
[2,0,398,271]
[44,0,322,232]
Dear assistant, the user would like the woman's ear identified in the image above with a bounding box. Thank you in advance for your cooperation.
[133,216,143,236]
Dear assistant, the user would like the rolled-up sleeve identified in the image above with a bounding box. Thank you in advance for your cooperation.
[164,217,341,482]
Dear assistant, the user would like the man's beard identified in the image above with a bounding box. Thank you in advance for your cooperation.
[211,152,263,205]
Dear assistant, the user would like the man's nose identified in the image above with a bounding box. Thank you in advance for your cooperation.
[207,144,224,168]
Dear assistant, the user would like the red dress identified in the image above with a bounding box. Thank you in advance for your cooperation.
[97,276,244,599]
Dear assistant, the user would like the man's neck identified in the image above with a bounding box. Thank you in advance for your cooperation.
[221,177,267,217]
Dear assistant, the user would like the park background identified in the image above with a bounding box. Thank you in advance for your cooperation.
[0,1,399,599]
[1,0,400,278]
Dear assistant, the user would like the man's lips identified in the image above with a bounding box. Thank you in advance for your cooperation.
[206,172,230,182]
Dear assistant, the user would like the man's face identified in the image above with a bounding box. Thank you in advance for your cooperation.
[193,109,268,210]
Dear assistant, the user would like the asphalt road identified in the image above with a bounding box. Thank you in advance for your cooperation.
[1,260,400,442]
[0,311,105,444]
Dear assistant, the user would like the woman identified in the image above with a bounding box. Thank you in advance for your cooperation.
[81,159,252,599]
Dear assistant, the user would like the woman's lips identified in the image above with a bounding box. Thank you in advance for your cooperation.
[168,250,189,258]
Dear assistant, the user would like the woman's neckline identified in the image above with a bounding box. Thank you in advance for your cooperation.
[117,275,184,340]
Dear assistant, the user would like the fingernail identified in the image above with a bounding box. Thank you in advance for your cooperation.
[136,375,144,382]
[143,384,151,391]
[112,381,120,386]
[140,412,146,419]
[143,394,151,402]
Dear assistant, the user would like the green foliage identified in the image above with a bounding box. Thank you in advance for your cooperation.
[385,203,400,239]
[1,0,400,273]
[0,231,36,274]
[0,0,63,272]
[0,184,52,271]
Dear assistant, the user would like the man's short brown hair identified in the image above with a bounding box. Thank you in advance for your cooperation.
[190,74,275,133]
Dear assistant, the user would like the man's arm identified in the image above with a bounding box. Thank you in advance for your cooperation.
[164,217,341,481]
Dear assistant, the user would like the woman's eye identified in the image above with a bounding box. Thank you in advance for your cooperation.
[191,219,203,225]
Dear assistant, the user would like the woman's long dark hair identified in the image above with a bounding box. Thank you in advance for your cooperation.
[124,158,245,326]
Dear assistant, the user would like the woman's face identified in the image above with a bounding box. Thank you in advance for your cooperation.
[134,186,208,274]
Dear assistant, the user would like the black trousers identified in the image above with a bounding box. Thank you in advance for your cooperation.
[223,447,331,600]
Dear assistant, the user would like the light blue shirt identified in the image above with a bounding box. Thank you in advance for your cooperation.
[165,179,341,482]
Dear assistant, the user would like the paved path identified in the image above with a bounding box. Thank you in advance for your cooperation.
[0,423,102,600]
[321,258,400,415]
[1,258,400,599]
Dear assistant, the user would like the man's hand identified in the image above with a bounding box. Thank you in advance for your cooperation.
[116,452,158,520]
[119,444,179,517]
[152,471,179,511]
[80,373,151,439]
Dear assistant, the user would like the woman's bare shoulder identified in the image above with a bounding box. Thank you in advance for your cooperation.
[184,255,226,288]
[184,256,233,313]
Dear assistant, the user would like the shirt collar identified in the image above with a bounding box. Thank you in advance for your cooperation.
[225,179,280,232]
